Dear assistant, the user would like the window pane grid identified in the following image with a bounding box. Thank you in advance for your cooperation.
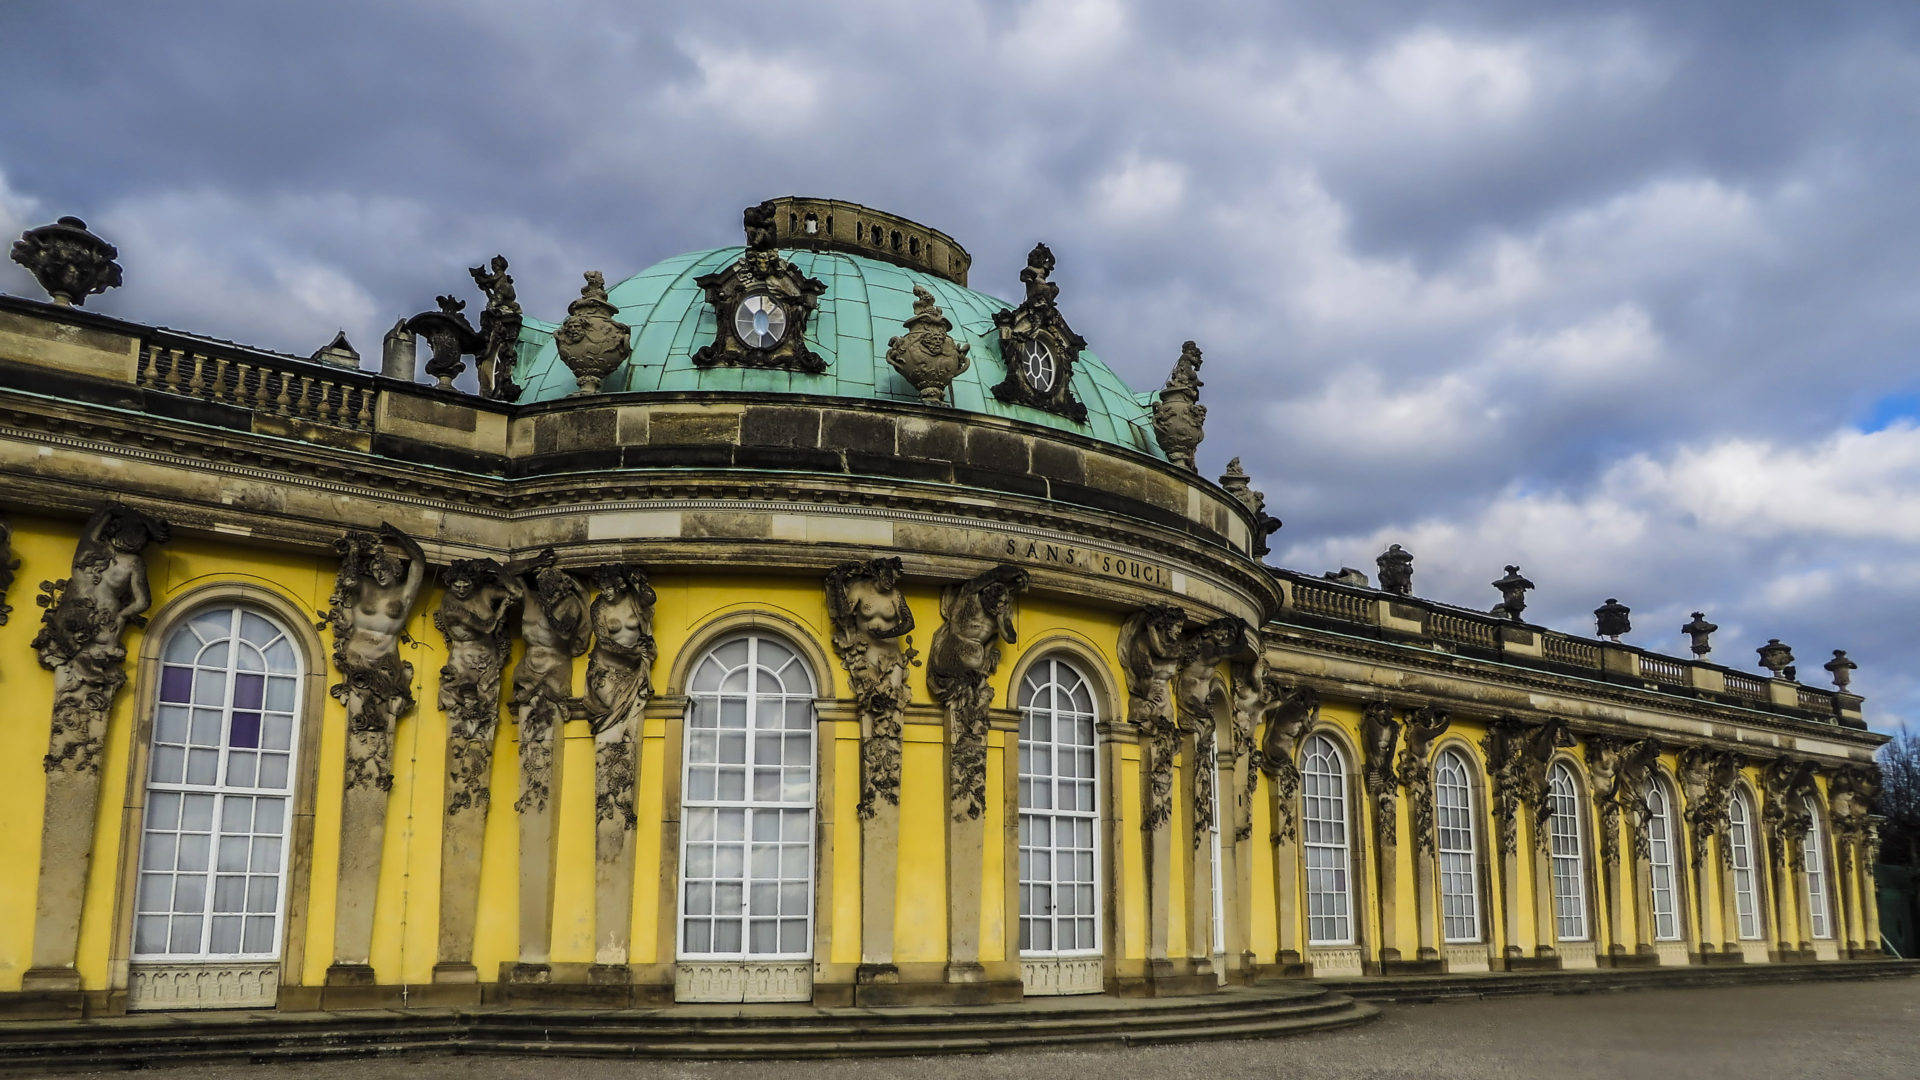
[1435,751,1482,943]
[679,634,816,960]
[1646,782,1681,941]
[135,606,299,961]
[1728,793,1762,939]
[1803,797,1831,940]
[1547,764,1589,942]
[1300,735,1352,946]
[1018,658,1100,957]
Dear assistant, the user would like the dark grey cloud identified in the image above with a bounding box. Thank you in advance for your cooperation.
[3,0,1918,729]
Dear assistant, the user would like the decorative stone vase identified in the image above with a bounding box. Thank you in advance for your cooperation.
[11,217,122,307]
[555,271,631,396]
[1756,638,1795,677]
[886,286,970,405]
[1151,341,1207,471]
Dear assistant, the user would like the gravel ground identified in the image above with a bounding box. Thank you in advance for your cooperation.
[61,977,1920,1080]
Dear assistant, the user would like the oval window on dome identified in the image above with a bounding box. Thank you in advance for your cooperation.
[733,294,787,349]
[1023,339,1057,392]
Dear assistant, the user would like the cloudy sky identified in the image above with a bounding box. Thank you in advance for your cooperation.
[4,2,1918,731]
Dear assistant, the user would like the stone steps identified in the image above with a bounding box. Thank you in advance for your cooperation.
[1317,957,1920,1003]
[0,985,1376,1072]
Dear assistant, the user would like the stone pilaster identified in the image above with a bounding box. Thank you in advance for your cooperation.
[1184,729,1217,979]
[509,701,564,979]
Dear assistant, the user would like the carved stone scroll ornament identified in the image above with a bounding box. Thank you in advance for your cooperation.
[1151,341,1207,472]
[33,504,170,774]
[1118,604,1187,831]
[1258,682,1317,843]
[1218,459,1282,559]
[468,254,524,401]
[991,243,1089,422]
[555,271,634,395]
[11,216,122,306]
[1176,616,1242,846]
[507,549,591,814]
[693,201,829,374]
[1360,703,1402,847]
[825,557,918,819]
[324,524,425,791]
[585,565,657,831]
[1678,747,1739,870]
[886,286,971,406]
[926,565,1028,820]
[435,558,516,813]
[1398,706,1451,854]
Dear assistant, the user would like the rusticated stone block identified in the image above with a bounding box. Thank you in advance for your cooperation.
[822,410,896,453]
[966,427,1029,474]
[741,405,822,449]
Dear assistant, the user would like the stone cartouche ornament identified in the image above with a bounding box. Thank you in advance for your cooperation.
[554,271,632,396]
[11,217,122,307]
[887,285,971,405]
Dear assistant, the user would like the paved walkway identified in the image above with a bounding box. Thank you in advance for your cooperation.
[67,977,1920,1080]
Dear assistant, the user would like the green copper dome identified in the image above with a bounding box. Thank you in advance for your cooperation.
[510,246,1162,457]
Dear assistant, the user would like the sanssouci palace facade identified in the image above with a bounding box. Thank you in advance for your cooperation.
[0,199,1889,1018]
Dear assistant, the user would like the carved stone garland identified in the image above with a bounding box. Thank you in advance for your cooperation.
[991,242,1089,422]
[1119,604,1188,831]
[926,565,1027,820]
[825,557,918,819]
[693,201,829,374]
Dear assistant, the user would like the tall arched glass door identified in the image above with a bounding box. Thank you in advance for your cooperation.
[1434,749,1482,943]
[1018,656,1101,967]
[1546,763,1590,942]
[1300,734,1354,946]
[1727,790,1762,940]
[1803,796,1832,941]
[679,633,817,961]
[134,606,302,966]
[1645,779,1682,941]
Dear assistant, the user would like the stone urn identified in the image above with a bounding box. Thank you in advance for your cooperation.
[1756,638,1795,678]
[11,216,122,307]
[1151,341,1207,471]
[554,271,631,396]
[886,286,970,405]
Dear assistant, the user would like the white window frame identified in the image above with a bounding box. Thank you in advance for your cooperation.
[1301,734,1355,947]
[1017,656,1103,958]
[1646,779,1682,942]
[1435,749,1483,944]
[1547,762,1590,942]
[1803,796,1832,941]
[133,605,302,963]
[677,632,818,961]
[1728,790,1763,940]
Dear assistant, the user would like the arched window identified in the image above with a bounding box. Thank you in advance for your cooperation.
[679,633,817,959]
[1727,789,1762,940]
[134,606,302,960]
[1547,762,1589,941]
[1300,734,1353,946]
[1803,796,1831,940]
[1645,779,1682,941]
[1434,749,1482,943]
[1018,656,1100,956]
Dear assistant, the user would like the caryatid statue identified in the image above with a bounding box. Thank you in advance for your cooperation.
[434,557,516,812]
[825,557,917,819]
[926,565,1028,820]
[34,503,171,773]
[1258,681,1318,843]
[506,549,591,814]
[584,565,657,830]
[325,523,426,791]
[1175,616,1244,844]
[1118,603,1188,830]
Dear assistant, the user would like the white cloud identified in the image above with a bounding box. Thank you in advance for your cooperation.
[662,41,823,128]
[1001,0,1130,73]
[1090,152,1187,224]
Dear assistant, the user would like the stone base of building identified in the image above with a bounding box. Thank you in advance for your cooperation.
[1599,948,1661,969]
[1502,954,1564,972]
[1111,957,1219,997]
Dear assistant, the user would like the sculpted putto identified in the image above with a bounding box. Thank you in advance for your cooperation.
[34,503,170,773]
[927,565,1028,820]
[826,557,917,818]
[325,524,425,791]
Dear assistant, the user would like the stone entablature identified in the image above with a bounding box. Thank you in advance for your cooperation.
[1273,569,1869,737]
